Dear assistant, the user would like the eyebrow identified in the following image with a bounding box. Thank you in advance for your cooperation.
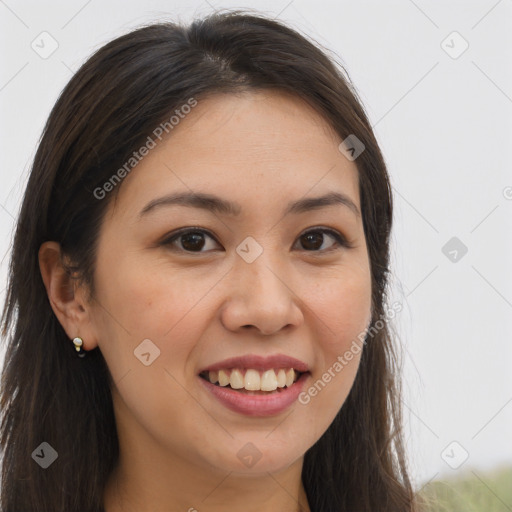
[138,191,360,219]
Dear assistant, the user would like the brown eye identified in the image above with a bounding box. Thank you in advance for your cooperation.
[300,232,324,250]
[180,232,207,251]
[162,228,221,253]
[296,228,348,252]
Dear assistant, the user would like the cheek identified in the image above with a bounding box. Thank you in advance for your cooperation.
[295,266,371,435]
[92,254,225,378]
[305,266,372,348]
[95,248,212,333]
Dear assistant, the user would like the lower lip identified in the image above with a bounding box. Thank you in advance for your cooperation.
[198,372,310,417]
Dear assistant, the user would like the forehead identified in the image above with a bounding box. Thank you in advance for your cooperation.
[109,90,361,219]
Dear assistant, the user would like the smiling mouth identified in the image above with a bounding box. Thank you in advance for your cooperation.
[199,368,304,394]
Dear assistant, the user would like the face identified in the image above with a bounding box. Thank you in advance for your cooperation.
[87,90,372,476]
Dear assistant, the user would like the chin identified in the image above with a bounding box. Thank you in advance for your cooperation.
[203,439,306,475]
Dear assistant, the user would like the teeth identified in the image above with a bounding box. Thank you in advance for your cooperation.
[285,368,295,387]
[260,369,278,391]
[205,368,302,391]
[218,369,230,386]
[244,369,261,390]
[276,369,286,388]
[230,369,244,389]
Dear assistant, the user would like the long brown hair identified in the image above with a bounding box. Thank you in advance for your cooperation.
[1,10,417,511]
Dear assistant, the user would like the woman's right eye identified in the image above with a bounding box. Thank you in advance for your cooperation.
[161,228,222,253]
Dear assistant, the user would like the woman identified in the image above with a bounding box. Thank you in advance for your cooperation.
[0,10,418,512]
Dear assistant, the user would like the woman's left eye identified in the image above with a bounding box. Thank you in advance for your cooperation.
[160,227,350,254]
[294,228,350,252]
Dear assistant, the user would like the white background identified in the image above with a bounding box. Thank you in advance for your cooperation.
[1,0,511,494]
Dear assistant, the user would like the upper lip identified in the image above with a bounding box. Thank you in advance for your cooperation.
[199,354,310,374]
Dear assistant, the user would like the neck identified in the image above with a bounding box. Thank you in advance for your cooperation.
[103,457,311,512]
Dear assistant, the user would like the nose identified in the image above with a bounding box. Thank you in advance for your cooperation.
[220,253,304,335]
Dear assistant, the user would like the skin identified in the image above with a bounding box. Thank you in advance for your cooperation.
[39,90,372,512]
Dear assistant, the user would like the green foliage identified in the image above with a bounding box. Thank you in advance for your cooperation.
[418,466,512,512]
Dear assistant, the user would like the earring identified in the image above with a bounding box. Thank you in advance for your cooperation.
[72,337,86,358]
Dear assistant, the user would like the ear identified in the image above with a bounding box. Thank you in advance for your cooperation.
[38,241,99,351]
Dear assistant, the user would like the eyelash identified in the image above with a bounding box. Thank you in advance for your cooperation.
[160,226,353,254]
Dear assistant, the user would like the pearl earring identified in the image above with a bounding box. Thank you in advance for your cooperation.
[72,337,86,358]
